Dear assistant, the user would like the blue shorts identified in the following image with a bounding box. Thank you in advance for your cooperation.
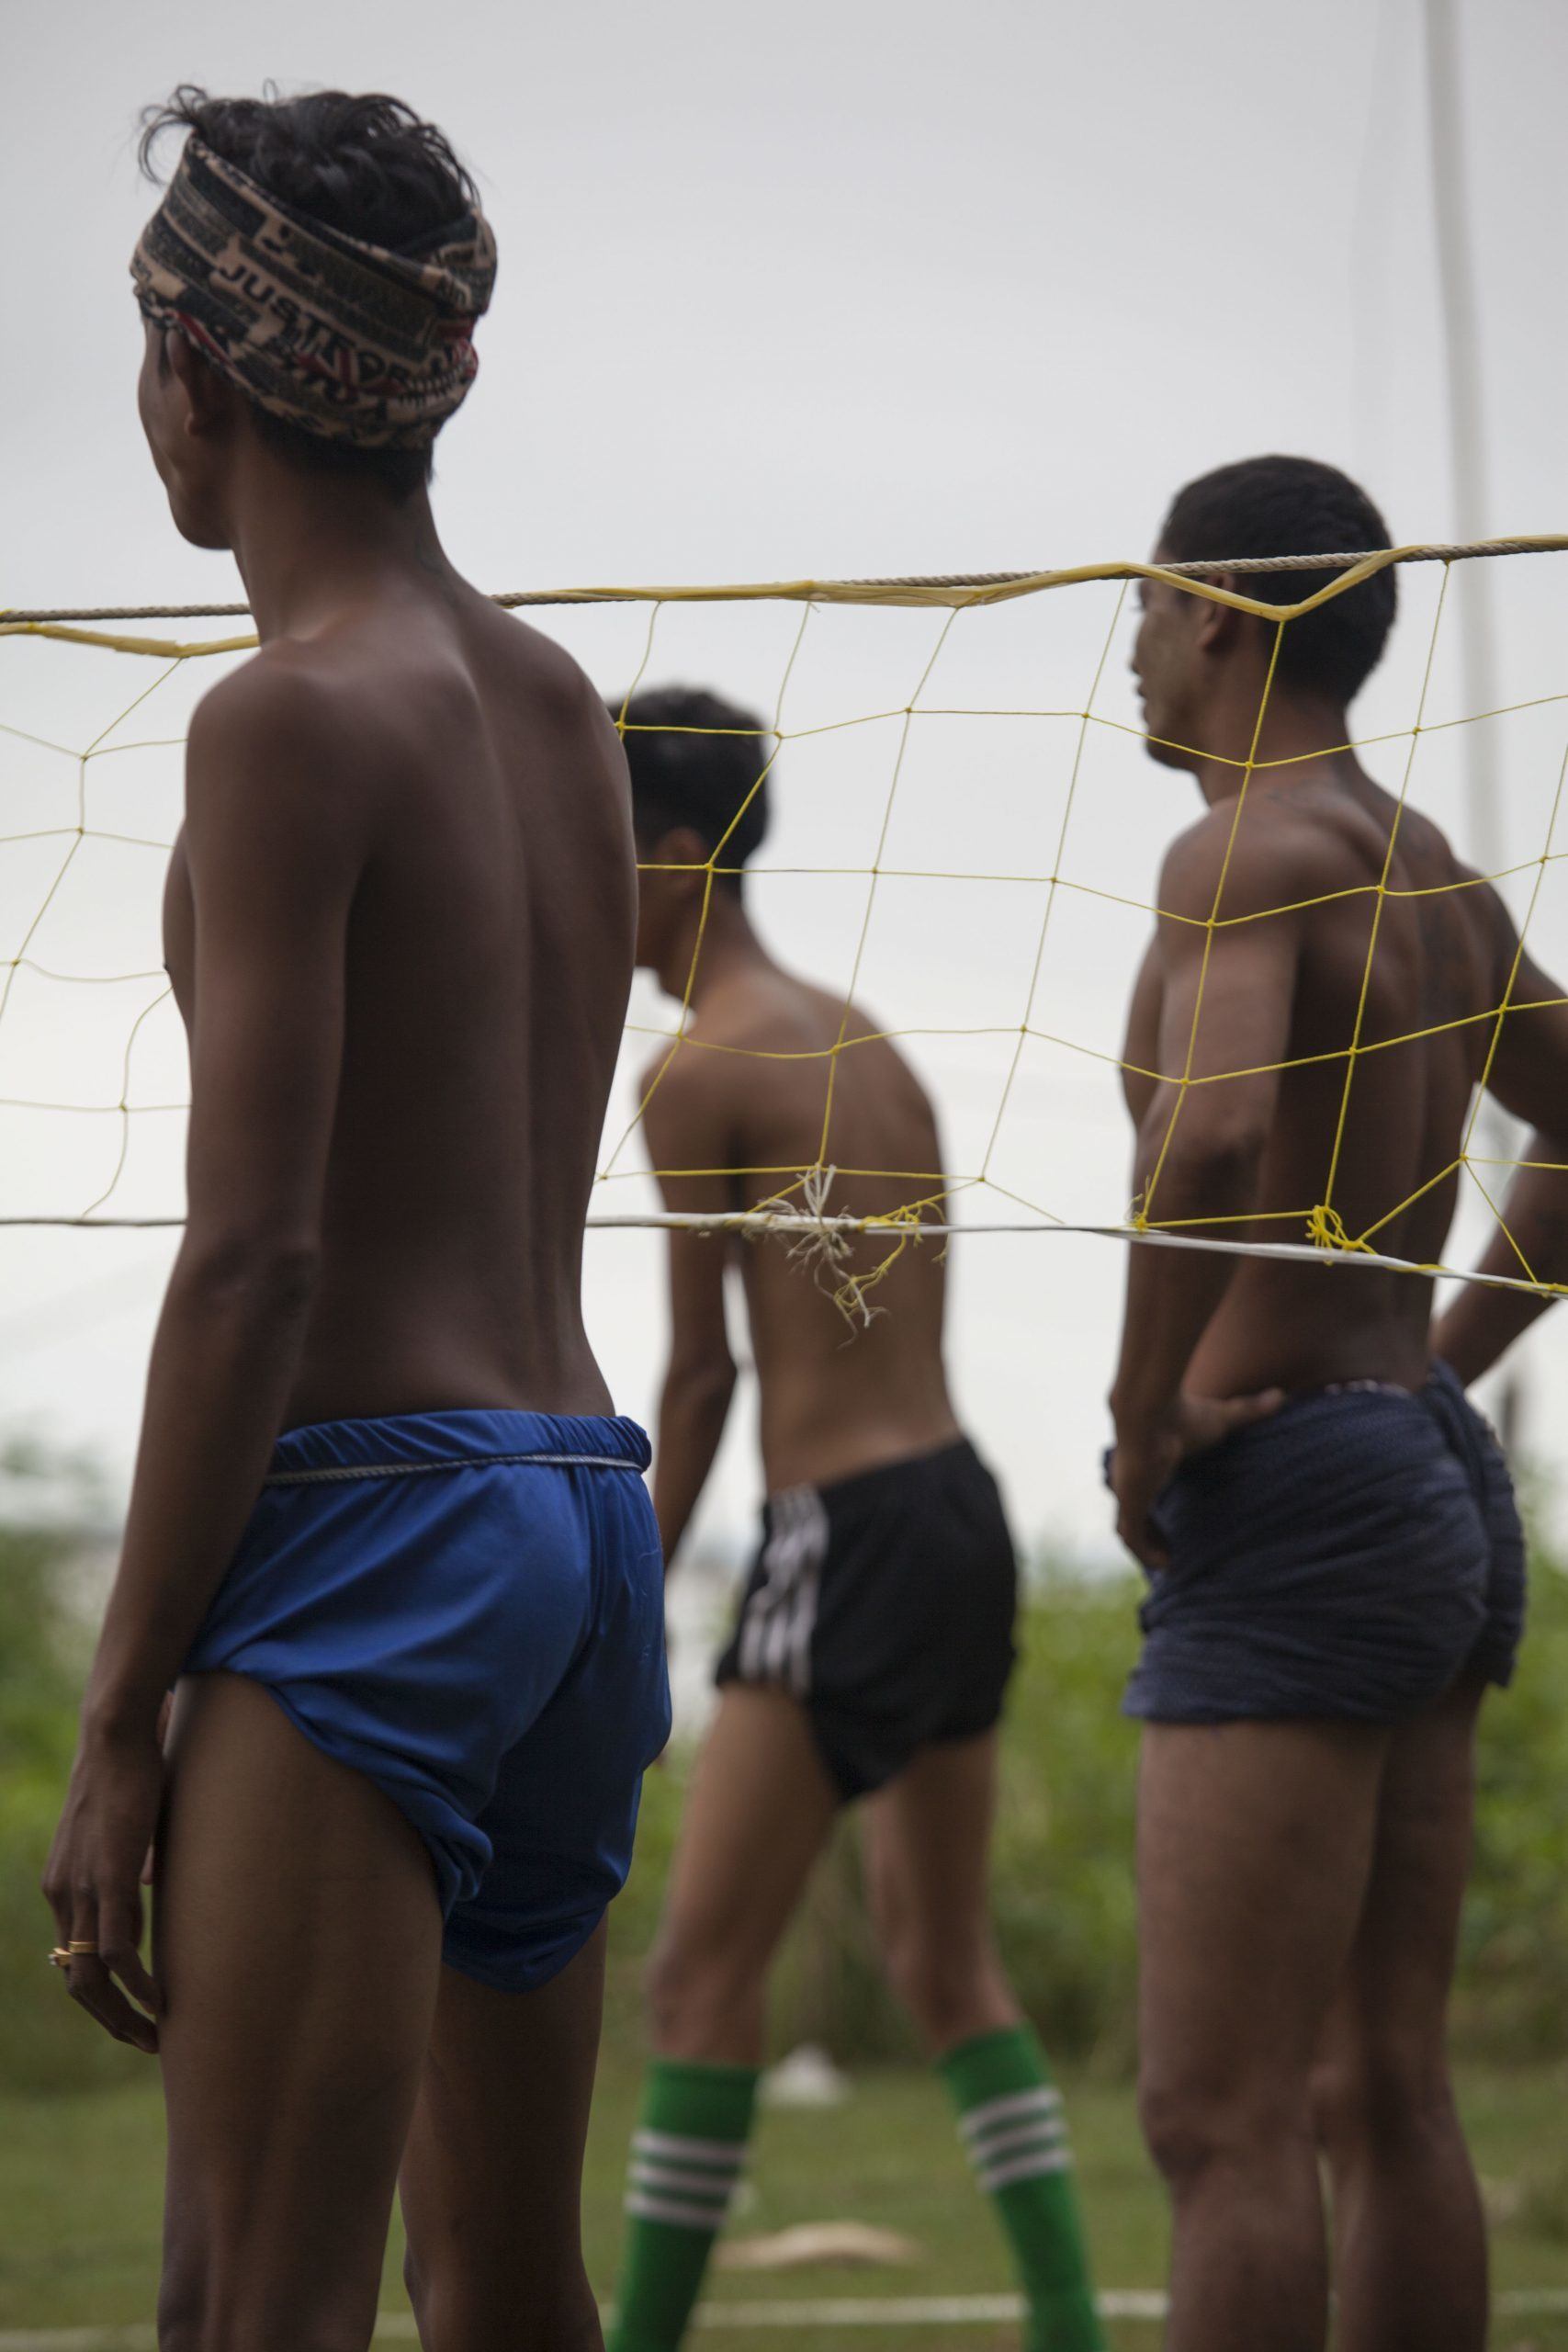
[1122,1362,1526,1726]
[185,1408,671,1992]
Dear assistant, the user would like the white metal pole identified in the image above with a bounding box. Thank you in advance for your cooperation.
[1423,0,1523,1442]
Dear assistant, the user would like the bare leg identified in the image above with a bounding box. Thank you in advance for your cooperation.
[1313,1675,1488,2352]
[862,1731,1019,2054]
[155,1674,444,2352]
[1136,1718,1388,2352]
[645,1685,840,2064]
[400,1928,608,2352]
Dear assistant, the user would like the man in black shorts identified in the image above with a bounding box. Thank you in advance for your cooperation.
[1110,456,1551,2352]
[604,687,1102,2352]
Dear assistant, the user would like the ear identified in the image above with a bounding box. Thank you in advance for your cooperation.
[165,332,237,441]
[651,825,716,887]
[1192,576,1246,657]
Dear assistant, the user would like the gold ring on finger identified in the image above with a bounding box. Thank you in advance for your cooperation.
[48,1947,73,1968]
[67,1940,99,1955]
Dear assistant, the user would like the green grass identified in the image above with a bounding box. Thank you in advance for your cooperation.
[3,2054,1566,2349]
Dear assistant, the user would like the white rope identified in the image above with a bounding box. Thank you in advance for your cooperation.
[5,535,1562,626]
[0,1210,1553,1297]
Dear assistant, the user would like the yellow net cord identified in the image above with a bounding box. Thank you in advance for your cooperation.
[5,535,1567,1306]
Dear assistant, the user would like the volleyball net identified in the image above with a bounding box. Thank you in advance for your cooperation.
[5,536,1568,1300]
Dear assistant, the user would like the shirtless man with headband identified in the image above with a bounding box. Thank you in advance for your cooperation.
[44,89,667,2352]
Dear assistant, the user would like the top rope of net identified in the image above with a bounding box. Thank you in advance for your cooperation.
[4,535,1565,655]
[6,534,1568,1302]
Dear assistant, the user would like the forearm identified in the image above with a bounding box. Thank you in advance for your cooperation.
[82,1240,318,1735]
[1434,1138,1568,1384]
[652,1360,737,1566]
[1111,1139,1258,1438]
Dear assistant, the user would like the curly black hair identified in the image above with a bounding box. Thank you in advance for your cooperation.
[1160,455,1397,705]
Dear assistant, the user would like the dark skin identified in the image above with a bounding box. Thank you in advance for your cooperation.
[635,846,960,1548]
[43,323,630,2352]
[626,855,1021,2082]
[1115,548,1568,2352]
[1111,560,1568,1561]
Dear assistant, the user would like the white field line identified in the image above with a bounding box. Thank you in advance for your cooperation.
[2,2290,1566,2346]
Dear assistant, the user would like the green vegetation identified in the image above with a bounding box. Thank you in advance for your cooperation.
[606,1548,1568,2075]
[2,2059,1566,2345]
[4,1453,1567,2339]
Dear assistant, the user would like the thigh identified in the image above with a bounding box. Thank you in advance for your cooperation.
[658,1685,840,1983]
[400,1928,606,2308]
[1320,1673,1485,2083]
[863,1730,1001,1960]
[156,1673,444,2335]
[1137,1718,1388,2109]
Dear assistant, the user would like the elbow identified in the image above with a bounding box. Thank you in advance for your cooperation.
[1139,1121,1267,1210]
[175,1227,323,1323]
[663,1353,738,1418]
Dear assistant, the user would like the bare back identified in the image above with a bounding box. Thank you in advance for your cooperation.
[1123,768,1512,1396]
[164,584,634,1425]
[651,961,960,1491]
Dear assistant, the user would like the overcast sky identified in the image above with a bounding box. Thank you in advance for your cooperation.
[4,0,1567,1563]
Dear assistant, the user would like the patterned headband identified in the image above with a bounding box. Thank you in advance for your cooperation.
[130,137,497,449]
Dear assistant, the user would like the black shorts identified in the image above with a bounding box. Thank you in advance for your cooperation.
[1122,1360,1526,1727]
[714,1437,1019,1800]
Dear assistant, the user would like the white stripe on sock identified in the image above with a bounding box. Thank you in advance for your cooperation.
[624,2189,737,2231]
[632,2128,746,2170]
[958,2086,1062,2141]
[629,2158,738,2201]
[968,2116,1068,2164]
[978,2147,1074,2193]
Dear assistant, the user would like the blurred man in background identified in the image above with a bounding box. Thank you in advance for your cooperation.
[1110,454,1564,2352]
[605,684,1103,2352]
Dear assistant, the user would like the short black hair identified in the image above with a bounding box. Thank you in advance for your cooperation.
[1160,455,1397,704]
[139,85,479,498]
[616,686,773,892]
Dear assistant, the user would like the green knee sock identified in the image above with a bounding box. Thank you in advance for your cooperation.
[940,2025,1105,2352]
[607,2057,761,2352]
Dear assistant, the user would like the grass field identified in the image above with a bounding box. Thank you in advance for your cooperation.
[4,2055,1566,2349]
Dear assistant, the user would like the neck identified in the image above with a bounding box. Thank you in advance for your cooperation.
[222,447,457,642]
[656,890,773,1005]
[1192,671,1359,808]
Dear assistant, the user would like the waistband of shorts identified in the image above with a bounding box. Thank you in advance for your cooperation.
[1278,1357,1472,1420]
[766,1432,980,1520]
[263,1408,650,1487]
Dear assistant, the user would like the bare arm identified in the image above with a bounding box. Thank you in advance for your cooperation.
[642,1058,740,1566]
[44,658,370,2044]
[1432,933,1568,1384]
[1110,813,1297,1562]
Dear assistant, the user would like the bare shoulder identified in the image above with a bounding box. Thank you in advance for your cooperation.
[470,597,625,752]
[184,642,384,851]
[1157,791,1354,927]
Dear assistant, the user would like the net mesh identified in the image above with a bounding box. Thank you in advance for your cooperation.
[5,537,1568,1300]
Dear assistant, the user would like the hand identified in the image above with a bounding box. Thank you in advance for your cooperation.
[1111,1387,1284,1571]
[42,1724,164,2053]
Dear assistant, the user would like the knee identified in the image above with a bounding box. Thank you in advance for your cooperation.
[875,1920,1008,2052]
[642,1927,759,2052]
[1137,2063,1305,2192]
[159,2289,367,2352]
[1311,2042,1456,2162]
[405,2266,599,2352]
